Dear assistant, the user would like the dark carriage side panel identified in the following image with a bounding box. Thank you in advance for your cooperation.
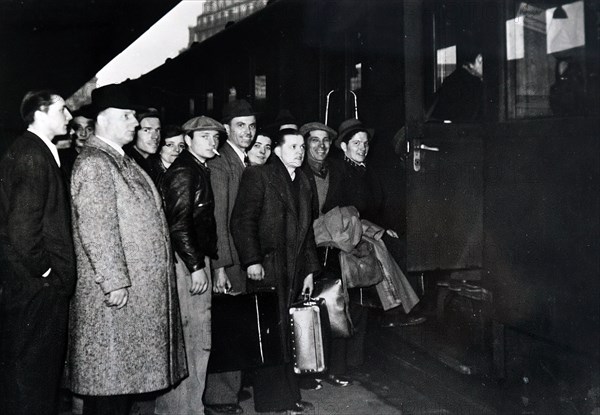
[485,118,600,356]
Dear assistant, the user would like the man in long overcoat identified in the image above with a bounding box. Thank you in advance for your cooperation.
[68,84,187,414]
[231,129,320,414]
[0,90,75,415]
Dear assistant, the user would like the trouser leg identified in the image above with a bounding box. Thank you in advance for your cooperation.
[155,256,212,415]
[252,363,300,412]
[346,301,368,367]
[0,280,68,415]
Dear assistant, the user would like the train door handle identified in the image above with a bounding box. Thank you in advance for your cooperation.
[413,141,440,172]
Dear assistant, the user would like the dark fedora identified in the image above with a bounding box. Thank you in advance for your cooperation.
[90,83,146,116]
[221,99,257,123]
[335,118,374,149]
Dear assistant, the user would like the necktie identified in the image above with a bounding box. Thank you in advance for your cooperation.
[243,154,250,167]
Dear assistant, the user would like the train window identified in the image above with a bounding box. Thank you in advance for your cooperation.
[505,0,587,118]
[254,75,267,100]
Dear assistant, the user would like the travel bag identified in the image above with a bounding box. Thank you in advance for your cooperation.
[289,296,329,374]
[208,288,282,373]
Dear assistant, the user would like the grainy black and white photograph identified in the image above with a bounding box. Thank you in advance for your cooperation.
[0,1,598,414]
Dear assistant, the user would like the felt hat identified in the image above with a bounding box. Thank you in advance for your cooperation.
[335,118,374,149]
[299,122,338,141]
[221,99,257,123]
[90,83,146,116]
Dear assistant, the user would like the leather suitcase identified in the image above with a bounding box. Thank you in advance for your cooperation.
[289,297,329,374]
[208,289,282,373]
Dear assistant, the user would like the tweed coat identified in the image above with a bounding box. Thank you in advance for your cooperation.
[230,156,321,361]
[69,135,187,395]
[208,141,246,292]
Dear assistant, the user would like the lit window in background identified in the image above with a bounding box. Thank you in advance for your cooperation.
[505,1,586,118]
[350,63,362,91]
[435,45,457,91]
[206,92,214,111]
[255,75,267,99]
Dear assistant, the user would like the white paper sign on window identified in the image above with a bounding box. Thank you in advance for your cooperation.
[546,1,585,54]
[506,18,525,60]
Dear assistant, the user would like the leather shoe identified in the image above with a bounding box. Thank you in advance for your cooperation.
[322,374,350,387]
[205,403,243,415]
[287,401,314,414]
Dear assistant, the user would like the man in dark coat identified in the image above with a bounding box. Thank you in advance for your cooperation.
[428,45,483,122]
[0,90,76,415]
[231,129,320,414]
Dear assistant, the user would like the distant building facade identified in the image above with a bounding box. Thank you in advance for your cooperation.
[189,0,268,45]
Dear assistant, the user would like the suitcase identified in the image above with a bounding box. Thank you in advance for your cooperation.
[208,289,283,373]
[289,297,329,374]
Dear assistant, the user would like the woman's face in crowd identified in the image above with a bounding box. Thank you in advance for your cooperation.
[248,134,272,166]
[160,134,186,166]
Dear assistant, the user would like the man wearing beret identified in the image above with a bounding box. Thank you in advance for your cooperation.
[69,83,187,414]
[204,99,257,415]
[156,116,223,415]
[0,90,75,415]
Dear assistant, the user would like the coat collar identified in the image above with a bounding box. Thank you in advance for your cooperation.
[86,135,129,168]
[267,156,311,230]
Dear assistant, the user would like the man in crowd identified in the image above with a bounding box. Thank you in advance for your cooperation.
[204,99,257,415]
[231,129,319,414]
[124,108,161,172]
[69,83,187,415]
[300,122,352,388]
[60,105,95,176]
[155,116,224,415]
[0,90,76,415]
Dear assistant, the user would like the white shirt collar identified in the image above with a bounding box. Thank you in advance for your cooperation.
[27,127,60,167]
[226,140,247,165]
[95,135,125,156]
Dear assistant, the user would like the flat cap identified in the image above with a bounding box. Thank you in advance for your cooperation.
[182,115,226,133]
[299,122,338,140]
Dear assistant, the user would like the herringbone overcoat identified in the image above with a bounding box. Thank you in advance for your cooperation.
[68,135,187,395]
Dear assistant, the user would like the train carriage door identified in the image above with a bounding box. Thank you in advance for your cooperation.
[403,1,487,277]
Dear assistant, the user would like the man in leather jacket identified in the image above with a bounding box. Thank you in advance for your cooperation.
[156,115,224,415]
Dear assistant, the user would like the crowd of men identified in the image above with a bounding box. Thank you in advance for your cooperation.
[0,82,398,415]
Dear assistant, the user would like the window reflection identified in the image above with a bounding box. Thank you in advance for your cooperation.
[506,1,586,118]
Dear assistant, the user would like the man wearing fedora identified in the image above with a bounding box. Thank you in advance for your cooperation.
[155,115,224,415]
[0,90,75,415]
[68,83,187,415]
[204,99,257,415]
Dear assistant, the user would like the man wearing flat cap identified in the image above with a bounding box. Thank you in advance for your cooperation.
[204,100,257,415]
[69,83,187,414]
[155,115,223,415]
